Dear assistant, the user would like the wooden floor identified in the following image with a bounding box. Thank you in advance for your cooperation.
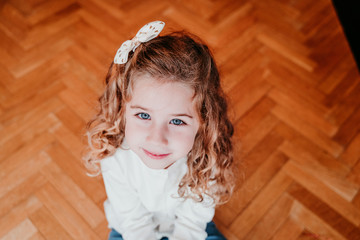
[1,0,360,239]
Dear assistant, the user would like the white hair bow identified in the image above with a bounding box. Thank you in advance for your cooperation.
[114,21,165,64]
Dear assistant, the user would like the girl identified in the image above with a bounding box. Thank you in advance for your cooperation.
[85,21,235,240]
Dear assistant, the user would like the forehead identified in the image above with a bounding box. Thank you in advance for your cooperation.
[128,74,196,112]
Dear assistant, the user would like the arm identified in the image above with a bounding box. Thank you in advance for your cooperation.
[170,196,215,240]
[101,157,157,240]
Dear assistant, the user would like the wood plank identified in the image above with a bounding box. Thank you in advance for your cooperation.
[45,142,106,204]
[271,217,303,240]
[0,152,51,199]
[288,183,360,239]
[0,97,63,147]
[334,105,360,146]
[19,3,80,50]
[244,193,294,239]
[0,196,42,238]
[217,151,288,226]
[10,35,74,78]
[239,128,284,177]
[272,105,343,157]
[238,113,278,155]
[283,161,360,226]
[40,162,105,228]
[268,88,337,136]
[257,33,316,72]
[229,68,272,120]
[290,201,347,240]
[29,207,72,240]
[229,170,293,238]
[0,174,46,218]
[0,218,38,240]
[35,183,101,240]
[280,141,357,201]
[235,97,275,137]
[340,132,360,167]
[0,113,59,162]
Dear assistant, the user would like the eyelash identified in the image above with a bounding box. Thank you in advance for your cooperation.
[170,119,186,126]
[135,113,187,126]
[136,112,151,120]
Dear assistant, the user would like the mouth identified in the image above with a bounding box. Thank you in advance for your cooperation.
[143,149,170,160]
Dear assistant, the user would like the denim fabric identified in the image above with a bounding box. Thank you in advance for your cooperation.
[108,221,226,240]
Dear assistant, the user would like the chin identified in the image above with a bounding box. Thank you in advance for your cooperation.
[141,157,174,170]
[143,161,168,169]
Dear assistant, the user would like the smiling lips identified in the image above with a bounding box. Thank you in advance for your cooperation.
[143,149,170,160]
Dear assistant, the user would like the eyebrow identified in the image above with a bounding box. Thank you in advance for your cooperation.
[130,105,149,111]
[172,113,193,119]
[130,105,193,118]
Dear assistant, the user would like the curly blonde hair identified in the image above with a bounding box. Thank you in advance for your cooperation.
[85,31,235,205]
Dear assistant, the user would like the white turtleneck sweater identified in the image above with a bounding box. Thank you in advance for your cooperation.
[101,148,215,240]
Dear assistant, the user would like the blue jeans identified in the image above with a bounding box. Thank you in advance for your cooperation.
[108,221,226,240]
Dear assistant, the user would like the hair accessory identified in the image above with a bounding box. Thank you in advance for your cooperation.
[114,21,165,64]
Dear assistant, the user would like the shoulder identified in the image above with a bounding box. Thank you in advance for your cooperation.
[100,147,139,174]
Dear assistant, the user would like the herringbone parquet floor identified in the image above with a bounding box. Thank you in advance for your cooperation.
[1,0,360,239]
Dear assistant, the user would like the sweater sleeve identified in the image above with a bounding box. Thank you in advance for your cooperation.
[101,156,157,240]
[170,196,215,240]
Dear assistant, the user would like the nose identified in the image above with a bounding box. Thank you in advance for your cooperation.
[146,123,168,146]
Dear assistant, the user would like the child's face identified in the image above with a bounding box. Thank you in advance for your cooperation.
[124,74,200,169]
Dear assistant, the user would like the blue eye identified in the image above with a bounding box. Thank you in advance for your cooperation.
[170,119,185,125]
[137,113,151,120]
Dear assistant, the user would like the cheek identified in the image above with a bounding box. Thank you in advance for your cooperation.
[124,116,141,144]
[172,129,198,153]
